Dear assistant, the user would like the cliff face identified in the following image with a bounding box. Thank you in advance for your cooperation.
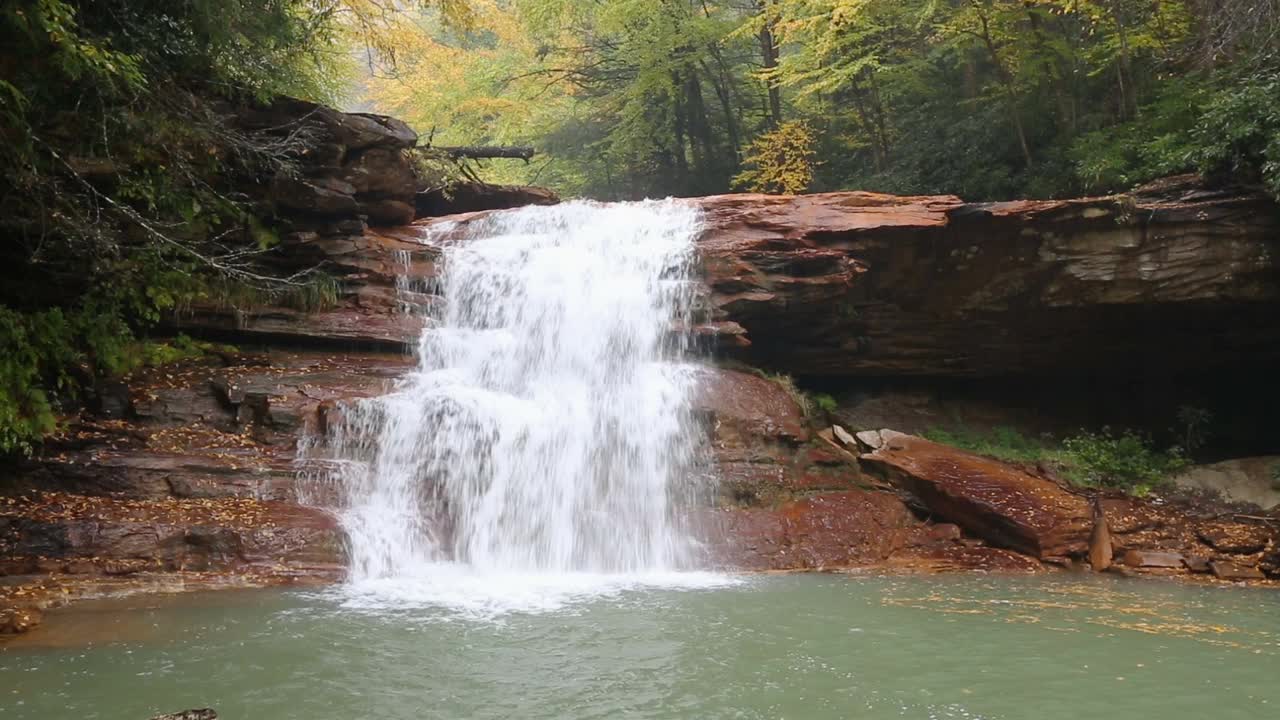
[5,147,1280,631]
[694,178,1280,377]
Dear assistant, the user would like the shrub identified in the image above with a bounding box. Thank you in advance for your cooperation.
[1059,429,1188,494]
[812,393,838,415]
[923,424,1189,495]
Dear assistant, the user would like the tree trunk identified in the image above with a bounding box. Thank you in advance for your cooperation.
[975,4,1033,167]
[432,146,536,161]
[757,1,783,127]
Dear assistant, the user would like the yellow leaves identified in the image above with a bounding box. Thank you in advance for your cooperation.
[733,121,818,195]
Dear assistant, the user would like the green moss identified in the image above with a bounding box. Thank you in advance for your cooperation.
[922,426,1054,465]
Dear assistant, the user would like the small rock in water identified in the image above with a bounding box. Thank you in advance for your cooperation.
[1209,560,1266,581]
[0,607,43,634]
[1121,550,1184,569]
[150,711,216,720]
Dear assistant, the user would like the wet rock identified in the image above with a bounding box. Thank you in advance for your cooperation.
[713,490,917,570]
[1089,498,1113,572]
[150,709,217,720]
[1260,548,1280,578]
[415,182,559,217]
[695,368,809,444]
[91,380,133,419]
[0,606,42,634]
[1120,550,1184,568]
[1197,522,1272,554]
[1209,560,1266,581]
[359,198,416,227]
[860,431,1092,559]
[1183,555,1212,573]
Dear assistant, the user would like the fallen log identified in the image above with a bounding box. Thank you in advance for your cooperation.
[431,145,536,161]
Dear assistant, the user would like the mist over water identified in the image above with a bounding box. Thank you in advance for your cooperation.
[300,200,724,611]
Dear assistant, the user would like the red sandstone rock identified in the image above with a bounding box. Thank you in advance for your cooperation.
[860,430,1092,559]
[687,182,1280,377]
[1197,522,1271,554]
[412,181,1280,378]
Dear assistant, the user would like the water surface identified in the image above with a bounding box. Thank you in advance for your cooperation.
[3,574,1277,719]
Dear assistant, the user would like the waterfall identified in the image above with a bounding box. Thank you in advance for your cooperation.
[302,200,714,600]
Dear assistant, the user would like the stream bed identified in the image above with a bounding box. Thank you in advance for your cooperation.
[3,573,1277,719]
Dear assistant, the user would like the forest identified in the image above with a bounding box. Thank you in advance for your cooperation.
[368,0,1280,200]
[1,0,1278,453]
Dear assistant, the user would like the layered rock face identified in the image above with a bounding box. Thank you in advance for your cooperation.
[697,371,1042,573]
[6,170,1280,634]
[693,178,1280,377]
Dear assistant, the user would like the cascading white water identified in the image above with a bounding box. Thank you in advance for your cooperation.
[302,200,715,604]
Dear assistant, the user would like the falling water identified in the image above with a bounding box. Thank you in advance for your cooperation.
[301,200,715,603]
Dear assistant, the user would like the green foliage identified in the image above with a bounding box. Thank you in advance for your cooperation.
[368,0,1280,200]
[812,393,838,416]
[1060,430,1188,494]
[0,0,400,454]
[923,425,1189,495]
[123,334,237,370]
[1174,405,1214,454]
[922,426,1054,465]
[1192,71,1280,197]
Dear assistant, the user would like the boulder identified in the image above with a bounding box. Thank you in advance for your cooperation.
[1173,456,1280,510]
[694,368,809,445]
[860,431,1092,559]
[853,429,885,452]
[1121,550,1185,568]
[359,198,417,226]
[830,425,857,450]
[1210,560,1266,581]
[270,176,359,216]
[341,146,417,197]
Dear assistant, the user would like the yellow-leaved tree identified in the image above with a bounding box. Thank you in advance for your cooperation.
[733,121,817,194]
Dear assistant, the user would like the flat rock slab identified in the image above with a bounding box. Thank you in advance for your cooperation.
[1210,560,1266,581]
[860,431,1092,559]
[1122,550,1185,568]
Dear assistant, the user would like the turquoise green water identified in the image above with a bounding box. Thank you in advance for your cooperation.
[2,574,1278,719]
